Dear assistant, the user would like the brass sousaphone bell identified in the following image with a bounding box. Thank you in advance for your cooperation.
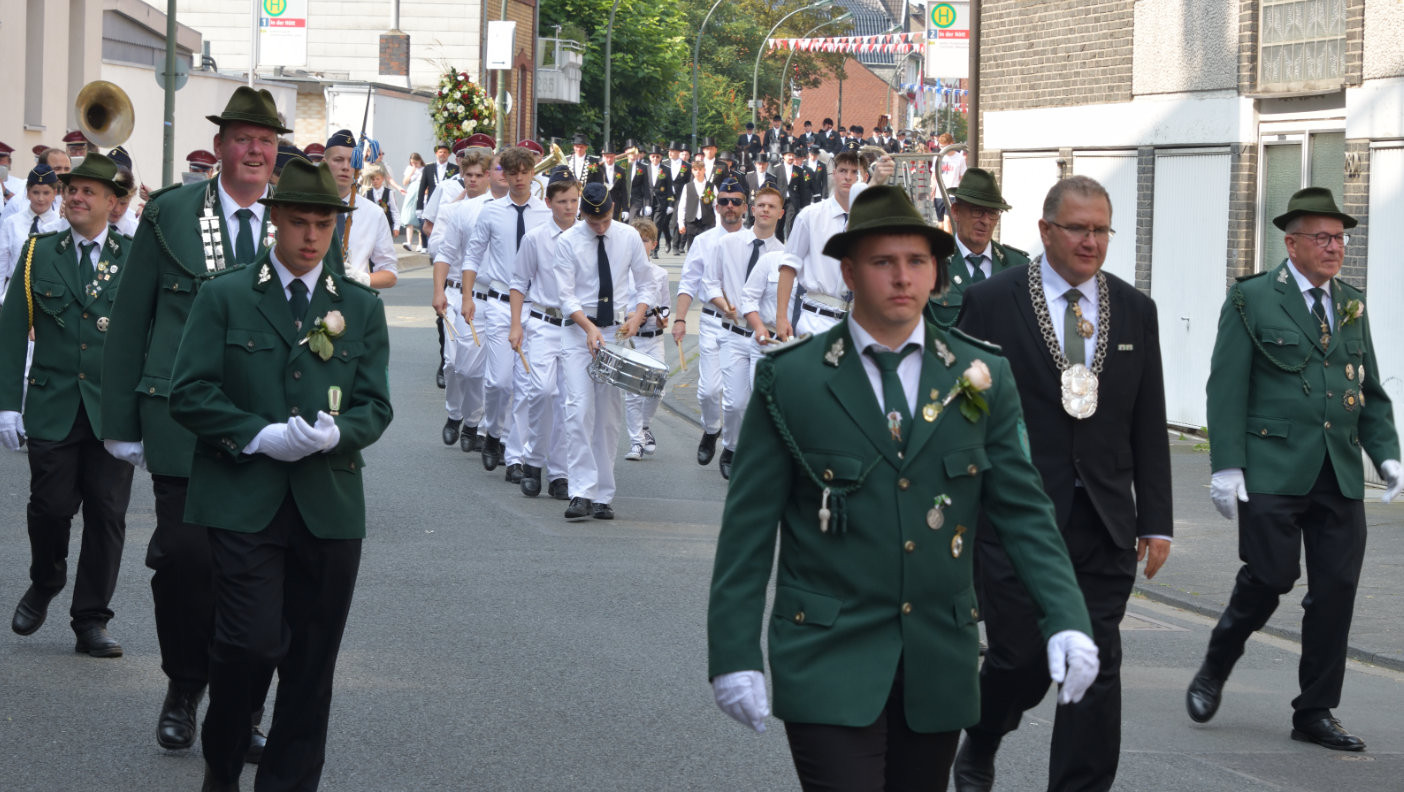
[74,80,135,148]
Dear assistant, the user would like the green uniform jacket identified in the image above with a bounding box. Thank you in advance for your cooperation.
[167,252,392,539]
[1207,260,1398,498]
[925,242,1029,329]
[708,319,1091,733]
[0,228,130,441]
[101,177,344,477]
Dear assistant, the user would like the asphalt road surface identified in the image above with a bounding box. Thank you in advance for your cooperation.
[1,261,1401,791]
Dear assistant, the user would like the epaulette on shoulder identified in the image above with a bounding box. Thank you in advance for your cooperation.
[762,333,814,356]
[26,231,59,241]
[1235,271,1268,283]
[1335,276,1363,296]
[147,183,182,201]
[1000,243,1029,258]
[948,327,1002,355]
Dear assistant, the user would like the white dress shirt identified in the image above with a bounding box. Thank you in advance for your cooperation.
[706,228,784,310]
[364,185,400,228]
[114,206,140,237]
[1286,258,1335,328]
[781,181,869,297]
[217,179,268,240]
[556,220,655,321]
[0,205,64,286]
[849,317,925,416]
[341,193,398,285]
[462,195,552,287]
[511,219,576,308]
[955,236,992,280]
[740,250,790,326]
[677,225,738,300]
[268,246,322,303]
[1040,255,1100,367]
[430,191,492,267]
[422,176,464,227]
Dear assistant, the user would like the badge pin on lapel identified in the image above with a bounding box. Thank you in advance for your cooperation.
[327,386,343,417]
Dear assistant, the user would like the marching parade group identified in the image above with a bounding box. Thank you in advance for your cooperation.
[1,78,1401,792]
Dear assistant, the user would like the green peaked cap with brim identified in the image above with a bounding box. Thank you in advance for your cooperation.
[58,152,129,198]
[1272,186,1357,230]
[823,185,956,261]
[258,159,353,213]
[206,86,293,134]
[947,167,1011,210]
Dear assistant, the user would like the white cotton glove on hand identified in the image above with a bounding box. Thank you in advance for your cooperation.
[1047,629,1099,705]
[289,411,341,453]
[103,439,146,470]
[1210,468,1249,520]
[249,419,321,462]
[712,670,770,733]
[1381,459,1403,503]
[0,410,24,451]
[642,206,652,217]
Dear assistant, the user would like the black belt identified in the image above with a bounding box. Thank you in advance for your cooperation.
[701,305,724,319]
[471,290,490,301]
[635,328,664,338]
[486,290,511,303]
[445,278,462,289]
[801,301,846,319]
[723,322,753,338]
[529,309,572,327]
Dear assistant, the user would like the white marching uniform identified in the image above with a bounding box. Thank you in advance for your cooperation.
[676,225,737,436]
[463,195,552,444]
[423,176,465,254]
[511,219,578,485]
[624,262,671,454]
[0,206,64,295]
[782,180,867,335]
[340,194,398,286]
[739,249,793,379]
[436,192,495,429]
[705,229,785,453]
[557,220,655,505]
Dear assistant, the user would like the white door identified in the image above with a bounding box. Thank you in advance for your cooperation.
[998,152,1061,257]
[1149,149,1231,429]
[1073,151,1139,285]
[1366,144,1404,453]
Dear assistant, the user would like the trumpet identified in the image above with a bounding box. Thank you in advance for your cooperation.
[74,81,135,148]
[535,141,567,176]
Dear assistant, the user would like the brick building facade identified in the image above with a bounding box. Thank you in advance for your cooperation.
[796,57,909,132]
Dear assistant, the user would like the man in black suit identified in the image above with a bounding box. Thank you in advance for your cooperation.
[745,152,778,194]
[775,146,810,242]
[627,146,653,221]
[736,123,762,170]
[798,120,816,149]
[415,143,458,215]
[952,175,1173,792]
[819,118,840,154]
[762,116,785,161]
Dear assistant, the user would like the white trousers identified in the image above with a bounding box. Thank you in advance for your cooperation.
[696,312,724,434]
[444,285,486,426]
[518,317,569,481]
[480,297,515,439]
[624,332,666,446]
[796,306,843,337]
[561,324,624,504]
[719,330,761,452]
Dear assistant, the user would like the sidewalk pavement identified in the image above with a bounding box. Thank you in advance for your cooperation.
[655,280,1404,673]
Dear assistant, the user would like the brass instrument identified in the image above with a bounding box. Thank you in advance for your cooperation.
[74,81,135,148]
[534,142,567,176]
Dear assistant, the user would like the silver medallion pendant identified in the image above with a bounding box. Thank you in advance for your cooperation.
[1061,363,1099,419]
[926,507,944,531]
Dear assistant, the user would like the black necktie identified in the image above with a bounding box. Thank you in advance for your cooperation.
[78,242,95,284]
[865,343,921,446]
[289,279,309,329]
[513,203,528,250]
[746,238,765,278]
[335,210,347,247]
[595,234,613,327]
[1309,287,1330,332]
[234,208,256,265]
[965,253,986,282]
[840,212,848,231]
[29,215,40,236]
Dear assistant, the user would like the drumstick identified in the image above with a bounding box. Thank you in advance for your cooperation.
[438,311,459,339]
[467,319,481,347]
[676,337,687,371]
[516,347,531,374]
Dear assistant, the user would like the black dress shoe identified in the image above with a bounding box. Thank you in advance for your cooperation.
[1186,670,1225,724]
[697,431,720,465]
[952,731,1000,792]
[505,463,524,484]
[521,465,542,497]
[201,764,239,792]
[592,503,615,520]
[718,448,734,480]
[1291,716,1366,751]
[481,435,502,471]
[549,478,570,500]
[460,425,479,453]
[564,496,593,520]
[436,365,446,389]
[441,417,461,446]
[246,723,268,764]
[74,626,123,658]
[156,682,205,750]
[11,585,56,636]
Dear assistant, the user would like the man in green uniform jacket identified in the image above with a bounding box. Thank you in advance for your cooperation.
[707,185,1095,789]
[2,153,135,658]
[169,158,391,792]
[925,168,1029,330]
[1188,187,1402,752]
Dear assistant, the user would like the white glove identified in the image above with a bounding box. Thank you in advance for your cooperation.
[247,419,321,462]
[103,439,146,470]
[289,411,341,453]
[642,206,652,217]
[711,670,769,733]
[0,410,23,451]
[1381,459,1403,503]
[621,211,630,222]
[1210,468,1249,520]
[1047,629,1099,705]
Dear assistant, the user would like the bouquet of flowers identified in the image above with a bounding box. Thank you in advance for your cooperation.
[430,70,497,145]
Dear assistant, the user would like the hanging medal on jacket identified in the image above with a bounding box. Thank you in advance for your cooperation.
[1029,257,1108,420]
[198,186,227,272]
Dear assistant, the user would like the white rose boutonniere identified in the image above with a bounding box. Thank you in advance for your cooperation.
[300,310,347,361]
[1342,299,1364,327]
[943,358,993,423]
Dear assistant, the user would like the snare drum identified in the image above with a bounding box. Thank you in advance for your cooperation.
[587,343,668,397]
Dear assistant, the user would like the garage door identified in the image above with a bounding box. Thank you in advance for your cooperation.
[998,152,1062,257]
[1074,150,1139,285]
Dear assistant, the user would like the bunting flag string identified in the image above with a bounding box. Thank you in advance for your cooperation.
[767,31,927,55]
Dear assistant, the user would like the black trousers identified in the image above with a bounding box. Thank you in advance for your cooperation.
[1203,458,1365,720]
[202,493,361,791]
[785,668,959,792]
[25,405,133,629]
[970,488,1136,792]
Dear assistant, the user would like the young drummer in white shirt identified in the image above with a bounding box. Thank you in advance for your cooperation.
[623,218,670,462]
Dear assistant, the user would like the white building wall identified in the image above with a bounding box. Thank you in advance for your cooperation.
[984,91,1256,151]
[1365,0,1404,81]
[1131,0,1238,95]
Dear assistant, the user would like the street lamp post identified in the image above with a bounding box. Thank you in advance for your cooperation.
[691,0,727,153]
[779,11,852,120]
[603,0,624,152]
[752,0,834,128]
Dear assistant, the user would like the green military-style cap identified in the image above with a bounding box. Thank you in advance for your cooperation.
[58,152,129,198]
[1272,186,1357,230]
[823,185,955,261]
[947,168,1011,211]
[206,86,293,134]
[258,159,353,213]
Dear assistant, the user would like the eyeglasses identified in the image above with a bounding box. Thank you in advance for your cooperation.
[1049,221,1115,242]
[960,205,1002,220]
[1289,232,1350,248]
[715,197,744,207]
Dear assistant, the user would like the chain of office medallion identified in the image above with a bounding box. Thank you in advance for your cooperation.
[1028,255,1109,375]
